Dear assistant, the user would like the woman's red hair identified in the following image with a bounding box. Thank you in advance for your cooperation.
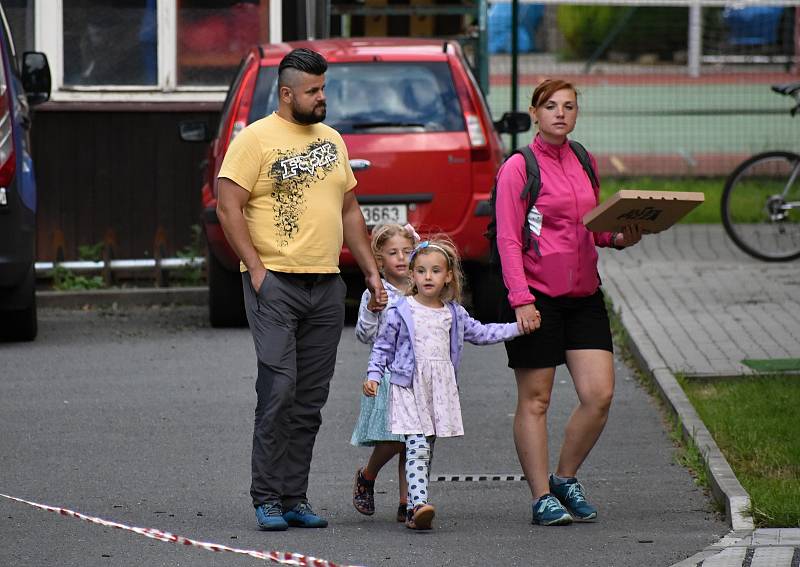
[531,79,578,108]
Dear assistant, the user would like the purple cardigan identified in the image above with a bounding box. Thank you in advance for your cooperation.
[367,297,521,387]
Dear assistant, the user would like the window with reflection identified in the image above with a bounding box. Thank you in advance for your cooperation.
[63,0,157,86]
[249,62,465,134]
[4,0,34,54]
[178,0,268,86]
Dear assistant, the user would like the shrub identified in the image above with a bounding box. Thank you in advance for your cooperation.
[557,5,688,61]
[556,5,618,59]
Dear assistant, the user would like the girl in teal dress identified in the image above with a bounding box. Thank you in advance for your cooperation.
[351,223,418,522]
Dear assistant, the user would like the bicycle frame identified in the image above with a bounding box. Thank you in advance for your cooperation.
[770,158,800,222]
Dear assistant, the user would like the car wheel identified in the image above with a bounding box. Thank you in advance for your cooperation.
[207,249,247,328]
[469,267,506,323]
[0,265,38,342]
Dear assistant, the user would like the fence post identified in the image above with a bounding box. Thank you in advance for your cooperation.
[153,227,168,287]
[511,0,519,150]
[52,229,65,263]
[51,229,65,288]
[102,229,117,287]
[795,6,800,75]
[687,0,702,78]
[478,0,489,95]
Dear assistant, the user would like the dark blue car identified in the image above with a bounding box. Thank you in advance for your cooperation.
[0,2,50,341]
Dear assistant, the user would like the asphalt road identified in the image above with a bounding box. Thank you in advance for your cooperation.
[0,305,727,567]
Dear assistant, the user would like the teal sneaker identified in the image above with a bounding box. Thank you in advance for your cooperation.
[255,502,288,531]
[549,475,597,521]
[283,502,328,528]
[531,494,573,526]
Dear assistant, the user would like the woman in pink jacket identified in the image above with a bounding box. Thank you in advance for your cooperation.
[495,79,642,526]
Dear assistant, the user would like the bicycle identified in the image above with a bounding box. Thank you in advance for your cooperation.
[721,81,800,262]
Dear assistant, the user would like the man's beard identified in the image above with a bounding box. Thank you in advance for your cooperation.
[292,102,326,125]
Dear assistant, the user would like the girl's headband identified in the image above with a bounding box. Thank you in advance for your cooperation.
[409,241,451,266]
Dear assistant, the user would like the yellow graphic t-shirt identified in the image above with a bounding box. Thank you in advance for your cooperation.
[218,112,357,273]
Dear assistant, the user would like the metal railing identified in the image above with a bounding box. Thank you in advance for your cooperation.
[35,256,206,287]
[35,257,205,274]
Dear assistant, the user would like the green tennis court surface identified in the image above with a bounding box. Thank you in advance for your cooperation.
[486,76,799,159]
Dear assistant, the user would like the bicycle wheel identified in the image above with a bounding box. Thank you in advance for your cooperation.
[721,151,800,261]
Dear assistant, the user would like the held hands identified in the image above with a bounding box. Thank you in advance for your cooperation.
[514,303,541,335]
[366,274,388,312]
[615,224,643,248]
[363,379,379,397]
[367,289,389,312]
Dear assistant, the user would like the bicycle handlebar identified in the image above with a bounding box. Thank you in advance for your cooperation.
[772,81,800,117]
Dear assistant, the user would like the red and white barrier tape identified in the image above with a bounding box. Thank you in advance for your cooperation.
[0,493,363,567]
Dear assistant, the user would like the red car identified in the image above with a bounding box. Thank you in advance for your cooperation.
[181,38,529,327]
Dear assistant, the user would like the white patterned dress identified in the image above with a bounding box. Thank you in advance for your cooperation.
[389,296,464,438]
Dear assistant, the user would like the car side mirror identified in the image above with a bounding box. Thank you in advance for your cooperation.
[494,111,531,134]
[179,120,211,142]
[21,52,51,107]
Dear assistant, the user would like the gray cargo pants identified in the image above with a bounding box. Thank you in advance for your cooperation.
[242,270,346,510]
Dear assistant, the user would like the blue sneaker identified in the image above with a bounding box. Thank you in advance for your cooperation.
[255,502,288,531]
[531,494,573,526]
[549,475,598,521]
[283,501,328,528]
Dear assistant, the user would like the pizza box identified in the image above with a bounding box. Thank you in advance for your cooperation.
[583,190,705,233]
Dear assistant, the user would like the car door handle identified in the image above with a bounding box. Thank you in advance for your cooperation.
[349,159,371,171]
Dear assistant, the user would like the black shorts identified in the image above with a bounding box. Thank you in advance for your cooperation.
[501,288,613,369]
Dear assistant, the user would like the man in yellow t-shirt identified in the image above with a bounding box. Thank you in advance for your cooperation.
[216,48,386,532]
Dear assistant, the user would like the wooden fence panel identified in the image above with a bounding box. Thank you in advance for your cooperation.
[31,108,219,261]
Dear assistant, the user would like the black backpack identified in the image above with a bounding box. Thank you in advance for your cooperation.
[485,140,600,272]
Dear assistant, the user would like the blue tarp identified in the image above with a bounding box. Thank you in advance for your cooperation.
[488,3,545,54]
[723,6,784,46]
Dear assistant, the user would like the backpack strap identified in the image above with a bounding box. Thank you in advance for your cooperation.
[516,145,541,255]
[568,140,600,192]
[517,145,541,201]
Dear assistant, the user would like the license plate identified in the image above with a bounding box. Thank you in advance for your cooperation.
[360,204,408,227]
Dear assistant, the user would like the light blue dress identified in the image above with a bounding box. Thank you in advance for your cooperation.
[350,280,406,446]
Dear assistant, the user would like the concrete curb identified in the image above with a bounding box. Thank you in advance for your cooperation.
[616,303,755,533]
[37,287,207,309]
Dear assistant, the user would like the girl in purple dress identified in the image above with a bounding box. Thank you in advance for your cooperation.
[365,237,537,530]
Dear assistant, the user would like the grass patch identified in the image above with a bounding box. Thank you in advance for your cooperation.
[52,265,105,291]
[52,240,106,291]
[601,177,723,224]
[172,224,205,286]
[681,375,800,527]
[742,358,800,373]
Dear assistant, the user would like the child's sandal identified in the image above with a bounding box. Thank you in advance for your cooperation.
[352,468,375,515]
[396,503,407,523]
[405,503,435,530]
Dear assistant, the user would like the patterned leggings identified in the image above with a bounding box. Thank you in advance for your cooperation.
[405,434,436,510]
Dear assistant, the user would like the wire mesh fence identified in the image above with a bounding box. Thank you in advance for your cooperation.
[484,1,799,177]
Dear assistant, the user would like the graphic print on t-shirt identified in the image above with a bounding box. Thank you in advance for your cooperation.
[269,139,340,247]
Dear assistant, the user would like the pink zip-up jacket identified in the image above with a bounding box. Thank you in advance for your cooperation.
[496,135,615,308]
